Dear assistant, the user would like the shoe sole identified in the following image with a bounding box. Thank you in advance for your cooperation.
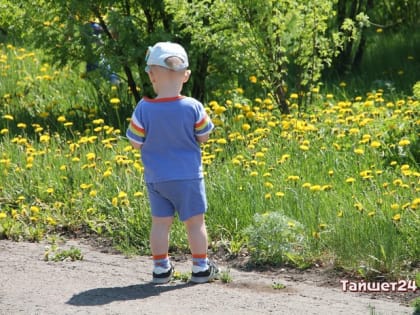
[190,264,219,284]
[152,266,174,284]
[152,276,172,284]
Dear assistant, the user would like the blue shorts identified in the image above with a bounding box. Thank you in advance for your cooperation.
[146,179,208,221]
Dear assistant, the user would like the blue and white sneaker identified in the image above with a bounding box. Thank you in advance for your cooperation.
[152,264,174,284]
[191,260,220,284]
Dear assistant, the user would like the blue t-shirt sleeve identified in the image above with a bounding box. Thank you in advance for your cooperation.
[194,102,214,136]
[126,102,146,145]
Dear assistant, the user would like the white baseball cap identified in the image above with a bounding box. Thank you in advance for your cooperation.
[145,42,189,72]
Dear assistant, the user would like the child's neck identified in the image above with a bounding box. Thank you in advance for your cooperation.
[155,85,183,99]
[155,92,181,99]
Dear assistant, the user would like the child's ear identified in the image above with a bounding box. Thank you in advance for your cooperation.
[183,70,191,83]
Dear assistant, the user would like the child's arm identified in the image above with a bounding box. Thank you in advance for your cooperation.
[129,140,143,150]
[196,134,210,143]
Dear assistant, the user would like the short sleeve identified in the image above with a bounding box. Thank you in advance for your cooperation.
[126,102,146,145]
[194,104,214,136]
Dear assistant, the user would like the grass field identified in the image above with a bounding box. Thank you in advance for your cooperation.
[0,42,419,282]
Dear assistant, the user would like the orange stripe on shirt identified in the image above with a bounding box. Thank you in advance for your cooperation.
[130,120,145,137]
[194,115,208,131]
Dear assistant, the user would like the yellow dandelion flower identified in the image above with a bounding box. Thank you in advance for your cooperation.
[392,213,401,221]
[264,182,274,189]
[80,183,92,190]
[370,141,381,148]
[275,192,285,197]
[310,185,322,191]
[40,134,51,142]
[93,119,104,125]
[354,148,364,155]
[89,190,97,197]
[264,193,271,199]
[29,206,40,214]
[3,114,14,120]
[214,105,227,115]
[390,203,400,210]
[242,123,251,131]
[287,221,295,228]
[255,152,265,158]
[354,203,364,211]
[321,185,332,191]
[46,188,54,194]
[400,164,410,171]
[345,177,356,184]
[249,75,257,83]
[112,197,118,207]
[110,98,121,104]
[398,139,410,146]
[46,217,57,226]
[319,223,327,230]
[0,212,7,219]
[118,191,128,199]
[103,169,113,177]
[86,152,96,160]
[250,171,258,177]
[393,179,403,186]
[134,191,144,197]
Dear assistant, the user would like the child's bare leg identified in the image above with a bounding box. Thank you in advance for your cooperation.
[185,213,219,283]
[185,213,208,255]
[150,216,173,256]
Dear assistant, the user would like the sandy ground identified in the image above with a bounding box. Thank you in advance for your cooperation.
[0,239,417,315]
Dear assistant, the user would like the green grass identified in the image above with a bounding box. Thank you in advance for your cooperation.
[0,42,419,281]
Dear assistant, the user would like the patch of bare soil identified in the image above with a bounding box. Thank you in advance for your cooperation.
[0,238,418,315]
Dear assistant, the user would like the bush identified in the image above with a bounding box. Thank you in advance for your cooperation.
[243,211,308,267]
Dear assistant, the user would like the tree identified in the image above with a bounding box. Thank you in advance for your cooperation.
[4,0,391,114]
[233,0,357,113]
[13,0,179,104]
[333,0,420,74]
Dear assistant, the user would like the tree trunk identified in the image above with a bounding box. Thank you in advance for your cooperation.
[192,52,209,102]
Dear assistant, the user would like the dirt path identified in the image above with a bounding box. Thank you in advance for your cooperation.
[0,239,417,315]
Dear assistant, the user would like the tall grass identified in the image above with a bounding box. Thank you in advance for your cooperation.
[0,43,419,279]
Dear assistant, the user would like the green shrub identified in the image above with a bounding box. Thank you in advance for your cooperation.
[243,211,308,267]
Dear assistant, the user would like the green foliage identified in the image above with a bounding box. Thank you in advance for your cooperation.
[272,282,286,290]
[44,245,83,262]
[414,82,420,100]
[243,212,308,267]
[2,0,366,111]
[220,268,233,283]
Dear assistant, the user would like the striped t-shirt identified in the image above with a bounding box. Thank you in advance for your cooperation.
[126,96,214,183]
